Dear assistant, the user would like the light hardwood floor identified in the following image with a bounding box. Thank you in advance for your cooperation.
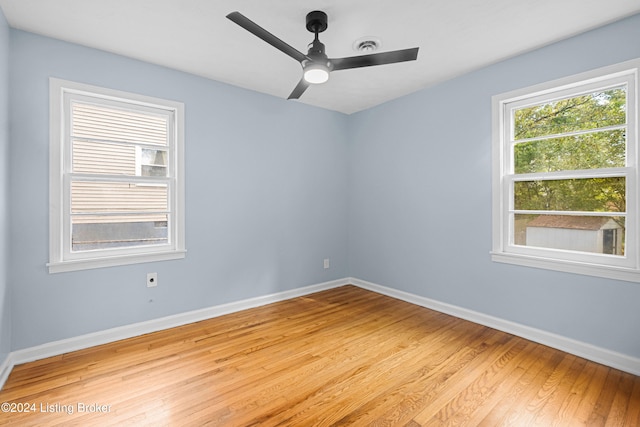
[1,285,639,426]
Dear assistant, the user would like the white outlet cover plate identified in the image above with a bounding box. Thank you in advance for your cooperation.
[147,273,158,287]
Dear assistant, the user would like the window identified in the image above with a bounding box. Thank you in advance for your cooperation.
[492,59,639,282]
[49,79,185,273]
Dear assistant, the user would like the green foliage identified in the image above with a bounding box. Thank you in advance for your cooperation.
[514,177,625,212]
[514,130,625,174]
[514,88,626,140]
[513,87,627,217]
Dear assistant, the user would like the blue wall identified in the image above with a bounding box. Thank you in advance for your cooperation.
[0,8,10,362]
[348,13,640,358]
[8,30,349,350]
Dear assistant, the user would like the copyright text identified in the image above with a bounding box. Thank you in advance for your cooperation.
[1,401,112,414]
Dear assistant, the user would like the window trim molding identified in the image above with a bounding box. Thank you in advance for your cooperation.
[48,78,185,273]
[491,58,640,282]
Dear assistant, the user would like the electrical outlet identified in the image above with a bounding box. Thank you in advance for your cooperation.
[324,258,330,269]
[147,272,158,287]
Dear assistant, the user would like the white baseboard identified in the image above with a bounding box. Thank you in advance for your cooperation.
[350,277,640,376]
[0,353,12,390]
[0,278,349,390]
[2,276,638,391]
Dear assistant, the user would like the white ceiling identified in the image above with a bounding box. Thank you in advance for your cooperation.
[1,0,640,114]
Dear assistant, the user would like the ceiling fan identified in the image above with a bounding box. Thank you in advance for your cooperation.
[226,10,419,100]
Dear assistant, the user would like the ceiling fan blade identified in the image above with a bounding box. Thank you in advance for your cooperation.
[226,12,309,63]
[287,78,310,100]
[331,47,419,71]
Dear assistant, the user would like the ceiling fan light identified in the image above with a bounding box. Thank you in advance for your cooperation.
[303,63,330,84]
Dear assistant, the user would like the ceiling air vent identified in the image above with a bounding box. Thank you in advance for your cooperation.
[353,38,381,53]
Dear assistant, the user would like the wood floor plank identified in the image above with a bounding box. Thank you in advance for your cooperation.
[475,343,557,426]
[319,326,500,425]
[588,368,624,425]
[266,322,501,426]
[0,285,638,426]
[422,340,534,425]
[180,302,435,425]
[410,337,528,425]
[623,377,640,426]
[604,372,636,427]
[572,362,612,425]
[446,341,542,426]
[529,355,588,425]
[551,358,598,426]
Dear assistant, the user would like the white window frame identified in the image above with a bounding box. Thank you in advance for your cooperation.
[491,59,639,282]
[48,78,185,273]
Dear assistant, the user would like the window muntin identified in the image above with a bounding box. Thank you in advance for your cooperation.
[492,60,639,280]
[49,79,185,273]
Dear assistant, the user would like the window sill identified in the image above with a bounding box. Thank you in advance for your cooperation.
[491,251,640,283]
[48,250,186,273]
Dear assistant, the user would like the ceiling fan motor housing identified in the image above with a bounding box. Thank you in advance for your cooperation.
[306,11,328,33]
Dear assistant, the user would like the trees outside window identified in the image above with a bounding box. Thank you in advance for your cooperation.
[492,59,639,281]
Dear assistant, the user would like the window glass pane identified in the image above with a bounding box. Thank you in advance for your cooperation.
[72,139,137,175]
[72,214,168,251]
[141,148,168,177]
[72,102,168,146]
[514,177,625,212]
[514,129,625,174]
[71,181,168,214]
[513,87,626,140]
[141,148,167,166]
[514,214,624,256]
[141,165,167,177]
